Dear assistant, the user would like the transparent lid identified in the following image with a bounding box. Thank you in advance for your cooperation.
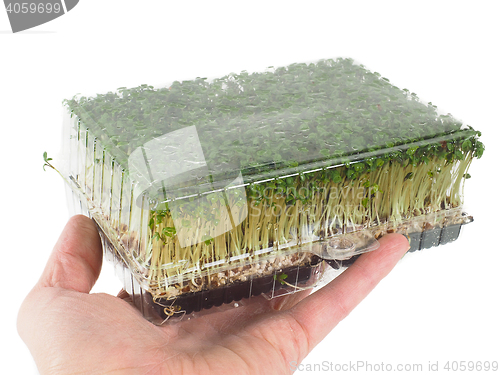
[64,58,482,204]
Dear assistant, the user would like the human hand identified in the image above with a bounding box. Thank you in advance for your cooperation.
[18,215,409,375]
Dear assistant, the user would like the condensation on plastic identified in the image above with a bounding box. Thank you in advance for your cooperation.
[58,58,477,324]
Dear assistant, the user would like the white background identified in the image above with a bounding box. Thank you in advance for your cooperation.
[1,1,499,374]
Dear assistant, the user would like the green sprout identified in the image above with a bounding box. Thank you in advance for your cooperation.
[42,151,54,171]
[273,273,288,285]
[202,235,214,246]
[163,227,177,238]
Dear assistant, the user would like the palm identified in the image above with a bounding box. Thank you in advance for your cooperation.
[18,216,408,375]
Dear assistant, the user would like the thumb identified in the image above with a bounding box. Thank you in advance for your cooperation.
[38,214,103,293]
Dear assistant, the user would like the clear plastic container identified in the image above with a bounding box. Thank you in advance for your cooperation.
[57,58,483,324]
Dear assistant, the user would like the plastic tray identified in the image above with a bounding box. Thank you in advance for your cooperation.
[57,58,483,324]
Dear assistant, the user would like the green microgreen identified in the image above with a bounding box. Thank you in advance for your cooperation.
[273,273,289,285]
[42,151,54,171]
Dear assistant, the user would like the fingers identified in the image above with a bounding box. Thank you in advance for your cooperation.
[287,233,409,350]
[37,215,103,294]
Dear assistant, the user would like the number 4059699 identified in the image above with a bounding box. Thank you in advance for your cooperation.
[444,361,498,371]
[5,2,62,14]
